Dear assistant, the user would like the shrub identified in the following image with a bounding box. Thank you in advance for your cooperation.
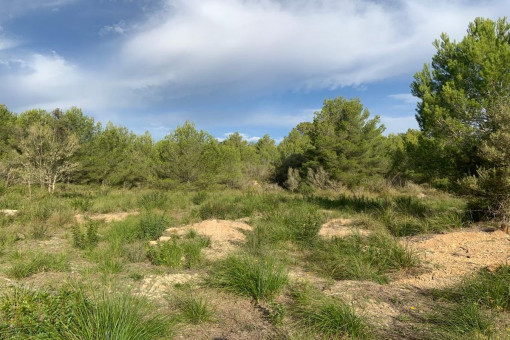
[71,197,92,212]
[191,191,208,205]
[208,254,288,301]
[139,213,169,240]
[72,221,100,250]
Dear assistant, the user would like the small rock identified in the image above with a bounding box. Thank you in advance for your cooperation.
[159,236,171,242]
[149,240,158,246]
[417,193,426,199]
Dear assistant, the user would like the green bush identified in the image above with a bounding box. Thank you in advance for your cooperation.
[208,254,288,301]
[72,221,100,250]
[139,213,169,240]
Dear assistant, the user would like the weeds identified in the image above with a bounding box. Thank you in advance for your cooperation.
[138,191,168,211]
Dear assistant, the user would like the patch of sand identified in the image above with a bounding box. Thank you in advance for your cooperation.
[140,273,201,297]
[75,211,139,223]
[157,219,253,259]
[392,229,510,289]
[319,218,371,238]
[0,209,18,217]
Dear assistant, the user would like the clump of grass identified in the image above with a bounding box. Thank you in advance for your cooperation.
[308,231,418,283]
[71,220,100,250]
[147,234,210,269]
[290,284,370,339]
[432,265,510,311]
[175,296,214,324]
[7,252,69,279]
[139,213,170,240]
[31,223,50,239]
[192,191,208,205]
[138,191,168,211]
[426,303,494,339]
[208,254,288,301]
[123,241,147,263]
[70,196,92,212]
[0,287,174,340]
[248,202,323,250]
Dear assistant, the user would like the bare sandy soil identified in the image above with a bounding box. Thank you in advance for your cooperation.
[74,211,139,223]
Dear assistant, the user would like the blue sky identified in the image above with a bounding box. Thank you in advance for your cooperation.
[0,0,508,141]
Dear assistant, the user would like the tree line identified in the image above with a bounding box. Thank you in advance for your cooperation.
[1,17,509,220]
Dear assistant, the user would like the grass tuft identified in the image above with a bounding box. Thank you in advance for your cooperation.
[208,254,288,301]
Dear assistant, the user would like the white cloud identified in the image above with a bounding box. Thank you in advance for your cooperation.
[100,21,127,36]
[388,93,419,105]
[1,0,509,134]
[380,115,418,135]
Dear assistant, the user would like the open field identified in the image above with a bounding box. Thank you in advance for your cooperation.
[0,183,508,339]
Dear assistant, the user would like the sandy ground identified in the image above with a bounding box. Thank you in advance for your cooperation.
[74,211,139,223]
[156,219,253,260]
[319,217,372,238]
[392,228,510,289]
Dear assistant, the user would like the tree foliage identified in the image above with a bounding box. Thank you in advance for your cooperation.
[412,17,510,180]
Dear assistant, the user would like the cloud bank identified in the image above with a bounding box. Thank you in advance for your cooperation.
[0,0,508,134]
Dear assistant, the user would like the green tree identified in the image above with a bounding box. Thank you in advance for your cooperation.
[412,17,510,181]
[155,121,217,186]
[307,96,388,187]
[275,127,313,185]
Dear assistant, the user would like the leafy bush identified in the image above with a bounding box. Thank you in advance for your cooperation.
[208,254,288,301]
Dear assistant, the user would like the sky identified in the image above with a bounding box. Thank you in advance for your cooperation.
[0,0,508,142]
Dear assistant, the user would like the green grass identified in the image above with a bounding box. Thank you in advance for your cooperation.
[147,233,210,269]
[139,213,171,240]
[138,191,168,211]
[290,284,370,339]
[425,303,494,339]
[208,254,288,301]
[0,287,175,340]
[7,252,69,279]
[432,265,510,311]
[175,295,214,324]
[308,231,418,283]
